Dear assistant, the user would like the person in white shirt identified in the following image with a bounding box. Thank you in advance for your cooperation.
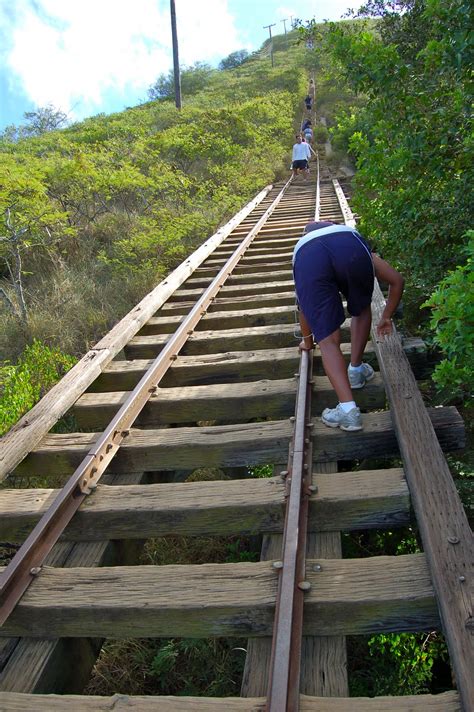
[291,134,311,179]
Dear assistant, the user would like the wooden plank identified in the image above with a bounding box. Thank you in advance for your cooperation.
[301,462,348,697]
[371,282,474,710]
[0,554,438,639]
[142,304,296,333]
[14,407,464,476]
[0,186,273,481]
[169,279,294,302]
[91,338,429,391]
[241,533,282,696]
[0,691,461,711]
[0,468,409,542]
[184,269,292,289]
[73,374,386,428]
[125,322,352,358]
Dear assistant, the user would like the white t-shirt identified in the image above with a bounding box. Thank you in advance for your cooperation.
[292,142,311,161]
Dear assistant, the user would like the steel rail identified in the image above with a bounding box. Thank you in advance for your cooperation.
[0,176,293,627]
[266,349,313,712]
[266,147,319,710]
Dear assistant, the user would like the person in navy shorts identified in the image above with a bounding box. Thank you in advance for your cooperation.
[293,221,404,431]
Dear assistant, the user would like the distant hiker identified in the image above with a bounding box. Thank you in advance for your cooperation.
[293,221,404,431]
[304,94,312,111]
[302,118,311,131]
[303,122,313,144]
[291,134,311,179]
[309,78,315,99]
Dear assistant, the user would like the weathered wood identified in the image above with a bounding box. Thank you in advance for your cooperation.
[169,279,294,302]
[0,691,461,711]
[91,338,429,391]
[14,407,464,476]
[0,187,273,481]
[241,531,282,697]
[371,282,474,711]
[184,269,293,290]
[73,374,385,428]
[0,554,438,638]
[301,463,348,698]
[125,322,352,358]
[0,467,409,543]
[143,304,296,333]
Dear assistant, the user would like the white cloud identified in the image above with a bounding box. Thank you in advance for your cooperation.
[2,0,243,120]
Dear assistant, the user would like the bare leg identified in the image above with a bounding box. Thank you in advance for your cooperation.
[319,329,353,402]
[350,305,372,366]
[298,310,314,350]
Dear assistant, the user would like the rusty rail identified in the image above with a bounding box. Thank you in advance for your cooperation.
[266,348,313,711]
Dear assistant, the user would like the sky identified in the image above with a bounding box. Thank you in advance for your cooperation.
[0,0,360,132]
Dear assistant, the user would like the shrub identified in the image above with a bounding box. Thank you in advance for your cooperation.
[423,232,474,400]
[0,340,76,435]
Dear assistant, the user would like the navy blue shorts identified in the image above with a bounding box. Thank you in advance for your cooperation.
[293,231,374,342]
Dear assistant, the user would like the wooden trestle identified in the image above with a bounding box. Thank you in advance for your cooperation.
[0,162,471,711]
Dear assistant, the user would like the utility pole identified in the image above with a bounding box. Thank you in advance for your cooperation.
[170,0,182,110]
[263,23,276,67]
[281,18,288,48]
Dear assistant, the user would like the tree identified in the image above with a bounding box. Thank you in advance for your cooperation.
[0,155,72,323]
[218,49,249,71]
[1,105,68,143]
[148,63,214,100]
[23,104,69,136]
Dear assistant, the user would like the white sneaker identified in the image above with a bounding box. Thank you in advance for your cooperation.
[321,404,363,431]
[348,362,375,389]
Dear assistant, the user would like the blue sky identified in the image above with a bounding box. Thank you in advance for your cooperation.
[0,0,360,132]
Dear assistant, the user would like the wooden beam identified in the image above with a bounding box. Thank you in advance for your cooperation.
[0,555,438,639]
[0,691,461,711]
[0,468,409,542]
[14,407,464,476]
[73,374,386,428]
[124,322,351,358]
[91,338,429,391]
[371,282,474,710]
[142,305,296,334]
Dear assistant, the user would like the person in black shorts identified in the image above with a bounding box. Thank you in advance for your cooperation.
[293,221,404,431]
[291,134,311,179]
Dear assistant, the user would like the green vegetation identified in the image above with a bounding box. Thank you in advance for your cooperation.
[0,39,307,426]
[0,340,75,436]
[300,0,473,400]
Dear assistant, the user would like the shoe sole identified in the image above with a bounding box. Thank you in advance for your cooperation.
[349,371,376,390]
[321,417,363,432]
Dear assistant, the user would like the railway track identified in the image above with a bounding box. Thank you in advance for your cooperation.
[0,153,471,710]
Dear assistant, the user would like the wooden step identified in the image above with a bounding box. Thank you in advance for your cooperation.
[124,322,351,358]
[143,305,296,333]
[91,338,429,392]
[0,468,409,542]
[170,279,294,302]
[14,407,464,476]
[73,374,386,428]
[0,554,438,639]
[0,691,461,711]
